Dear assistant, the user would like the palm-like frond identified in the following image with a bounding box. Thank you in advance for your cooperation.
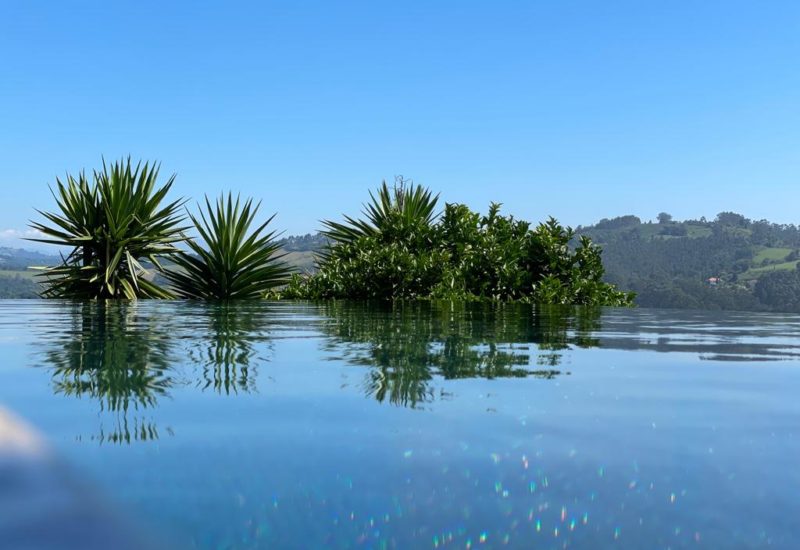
[321,177,440,247]
[29,158,187,299]
[165,193,293,299]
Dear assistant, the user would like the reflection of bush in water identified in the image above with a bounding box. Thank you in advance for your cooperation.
[189,302,274,395]
[319,301,601,407]
[39,302,176,444]
[80,419,168,446]
[37,302,278,443]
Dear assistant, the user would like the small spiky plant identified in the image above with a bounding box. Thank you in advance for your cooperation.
[321,177,440,247]
[165,193,292,299]
[29,158,187,299]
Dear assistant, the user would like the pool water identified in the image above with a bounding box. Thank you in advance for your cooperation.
[0,300,799,549]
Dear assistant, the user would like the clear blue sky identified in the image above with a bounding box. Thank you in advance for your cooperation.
[1,1,798,249]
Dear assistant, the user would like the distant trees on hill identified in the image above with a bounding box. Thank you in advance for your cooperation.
[0,274,38,298]
[754,268,800,311]
[594,215,642,230]
[579,213,800,313]
[278,233,329,252]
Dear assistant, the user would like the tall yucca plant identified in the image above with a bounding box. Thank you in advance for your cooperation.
[321,177,440,247]
[165,193,292,299]
[29,158,186,299]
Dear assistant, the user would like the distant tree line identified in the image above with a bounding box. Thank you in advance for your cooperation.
[0,274,39,298]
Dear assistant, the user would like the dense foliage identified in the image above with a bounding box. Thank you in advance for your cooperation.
[284,182,633,306]
[0,273,39,298]
[165,194,292,299]
[30,159,186,299]
[754,268,800,311]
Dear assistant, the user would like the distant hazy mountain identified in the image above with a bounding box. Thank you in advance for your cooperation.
[275,233,327,273]
[0,247,60,271]
[277,233,328,253]
[0,247,59,298]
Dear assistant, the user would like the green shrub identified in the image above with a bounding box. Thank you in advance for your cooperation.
[283,179,445,299]
[284,182,634,306]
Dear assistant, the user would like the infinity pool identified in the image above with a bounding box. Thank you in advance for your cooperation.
[0,300,798,548]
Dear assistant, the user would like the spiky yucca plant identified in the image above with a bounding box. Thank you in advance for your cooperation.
[321,177,440,248]
[281,178,444,299]
[165,194,292,299]
[29,159,186,299]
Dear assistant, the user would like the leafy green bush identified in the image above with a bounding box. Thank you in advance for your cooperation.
[284,182,633,306]
[284,179,445,299]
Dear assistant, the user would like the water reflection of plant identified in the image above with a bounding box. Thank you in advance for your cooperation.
[39,302,176,444]
[320,301,601,407]
[36,301,279,442]
[532,305,602,366]
[189,302,274,395]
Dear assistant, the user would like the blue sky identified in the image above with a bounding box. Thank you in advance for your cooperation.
[1,1,798,249]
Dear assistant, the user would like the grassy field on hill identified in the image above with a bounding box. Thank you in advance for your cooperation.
[741,259,800,281]
[282,250,317,273]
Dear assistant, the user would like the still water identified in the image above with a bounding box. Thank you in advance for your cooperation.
[0,300,798,549]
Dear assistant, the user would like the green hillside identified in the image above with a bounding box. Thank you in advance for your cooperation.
[282,250,317,273]
[577,212,800,312]
[0,270,40,298]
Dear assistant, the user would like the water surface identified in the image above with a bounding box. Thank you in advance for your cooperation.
[0,300,798,549]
